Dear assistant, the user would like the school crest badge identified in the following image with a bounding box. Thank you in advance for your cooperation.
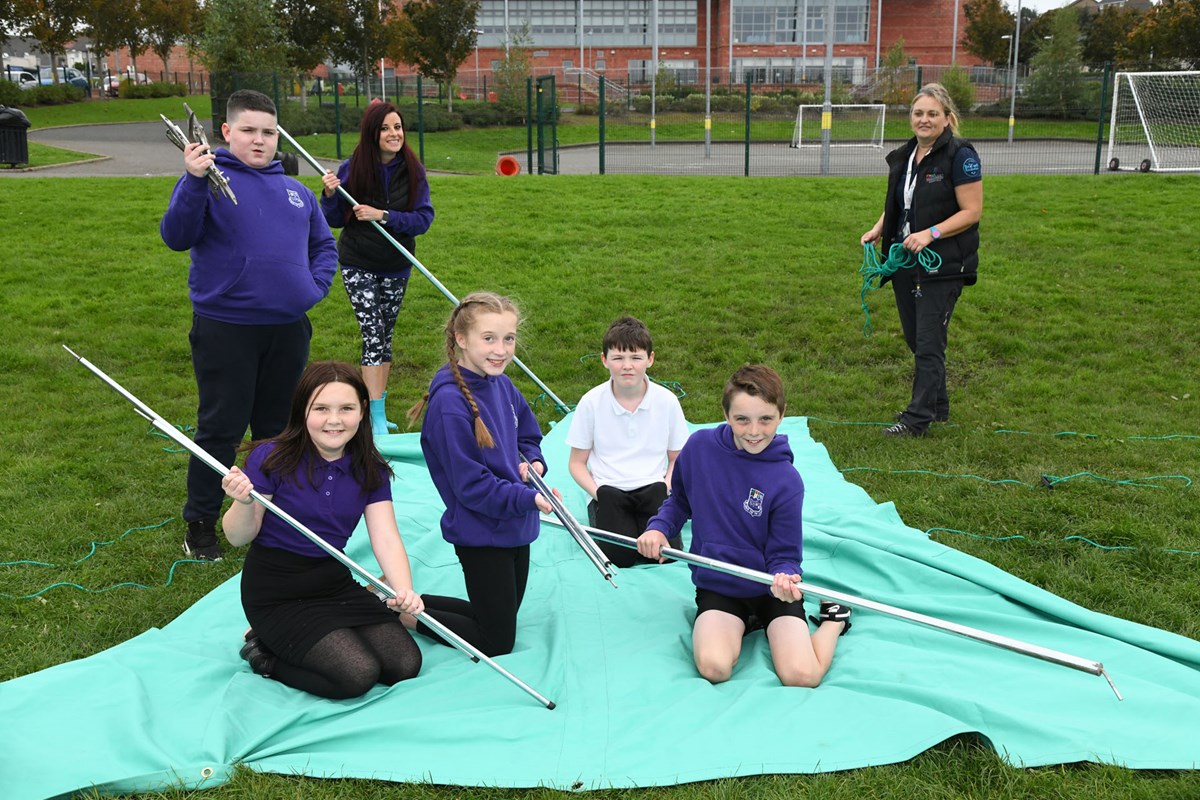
[287,188,304,208]
[743,488,765,517]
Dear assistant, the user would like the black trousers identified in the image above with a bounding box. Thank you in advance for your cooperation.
[890,271,963,433]
[184,314,311,522]
[418,544,530,658]
[588,482,679,568]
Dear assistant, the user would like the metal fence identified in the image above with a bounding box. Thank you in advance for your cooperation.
[210,63,1198,177]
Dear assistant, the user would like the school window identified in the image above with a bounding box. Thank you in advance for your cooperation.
[732,0,868,45]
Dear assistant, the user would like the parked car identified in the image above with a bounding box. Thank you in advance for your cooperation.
[37,67,91,96]
[2,70,37,89]
[102,75,122,97]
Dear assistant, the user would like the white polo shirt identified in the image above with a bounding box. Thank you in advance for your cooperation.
[566,378,690,491]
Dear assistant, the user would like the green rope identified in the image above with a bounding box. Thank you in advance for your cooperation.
[858,243,942,336]
[0,557,237,599]
[147,421,197,453]
[841,466,1193,489]
[926,527,1200,556]
[0,517,237,599]
[994,428,1199,442]
[0,518,175,567]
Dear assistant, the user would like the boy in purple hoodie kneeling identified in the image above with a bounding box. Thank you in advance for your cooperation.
[637,365,851,687]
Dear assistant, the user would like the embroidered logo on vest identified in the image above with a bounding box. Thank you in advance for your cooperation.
[287,188,304,208]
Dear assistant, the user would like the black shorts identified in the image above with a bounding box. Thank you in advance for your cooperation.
[695,587,806,629]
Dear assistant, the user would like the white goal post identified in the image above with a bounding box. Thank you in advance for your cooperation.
[1107,71,1200,173]
[791,103,886,148]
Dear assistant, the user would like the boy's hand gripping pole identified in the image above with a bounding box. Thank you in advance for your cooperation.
[522,456,617,588]
[540,516,1123,701]
[64,346,556,710]
[274,124,571,418]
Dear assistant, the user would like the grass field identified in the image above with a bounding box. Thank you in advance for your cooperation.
[1,170,1197,798]
[10,93,1106,176]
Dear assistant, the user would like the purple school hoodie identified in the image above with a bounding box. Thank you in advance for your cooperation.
[419,364,546,548]
[646,424,803,598]
[160,149,337,325]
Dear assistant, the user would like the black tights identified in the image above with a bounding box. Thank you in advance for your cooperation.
[418,544,529,658]
[270,621,422,699]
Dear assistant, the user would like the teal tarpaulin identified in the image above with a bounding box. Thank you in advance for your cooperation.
[2,417,1199,798]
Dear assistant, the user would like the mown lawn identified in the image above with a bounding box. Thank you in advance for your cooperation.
[1,172,1197,798]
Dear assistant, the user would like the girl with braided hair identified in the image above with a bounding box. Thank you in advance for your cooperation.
[404,292,555,657]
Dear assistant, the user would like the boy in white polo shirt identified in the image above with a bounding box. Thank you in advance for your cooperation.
[567,316,690,567]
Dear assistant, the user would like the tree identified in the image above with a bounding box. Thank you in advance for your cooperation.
[199,0,288,76]
[142,0,202,78]
[878,38,915,106]
[940,63,976,113]
[84,0,151,77]
[393,0,480,112]
[1138,0,1200,69]
[1024,7,1087,116]
[0,0,16,42]
[13,0,90,81]
[328,0,401,92]
[963,0,1014,66]
[492,22,533,123]
[1081,5,1143,66]
[275,0,343,107]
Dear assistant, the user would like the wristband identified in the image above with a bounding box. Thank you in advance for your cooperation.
[930,226,941,240]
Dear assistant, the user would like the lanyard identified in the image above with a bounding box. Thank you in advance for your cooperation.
[901,146,922,237]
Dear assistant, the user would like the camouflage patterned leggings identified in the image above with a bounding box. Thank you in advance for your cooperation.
[342,266,411,366]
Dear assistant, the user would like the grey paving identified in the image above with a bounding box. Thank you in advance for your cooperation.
[1,121,341,178]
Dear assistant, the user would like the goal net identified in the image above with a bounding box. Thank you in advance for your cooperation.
[1107,71,1200,173]
[791,104,886,148]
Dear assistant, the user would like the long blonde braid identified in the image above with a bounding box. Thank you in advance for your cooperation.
[408,292,520,449]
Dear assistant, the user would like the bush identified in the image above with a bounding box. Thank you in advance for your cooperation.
[939,65,976,115]
[398,103,463,132]
[0,80,21,107]
[460,102,516,126]
[26,83,84,105]
[573,102,598,116]
[118,81,186,99]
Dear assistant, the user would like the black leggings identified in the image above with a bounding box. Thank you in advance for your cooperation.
[418,544,530,657]
[269,622,422,699]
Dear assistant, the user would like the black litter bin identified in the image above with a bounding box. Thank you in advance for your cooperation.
[273,151,299,176]
[0,105,31,167]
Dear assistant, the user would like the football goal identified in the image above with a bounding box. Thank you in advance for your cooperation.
[1106,71,1200,173]
[790,104,886,149]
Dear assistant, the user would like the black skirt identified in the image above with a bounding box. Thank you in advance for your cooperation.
[241,541,397,664]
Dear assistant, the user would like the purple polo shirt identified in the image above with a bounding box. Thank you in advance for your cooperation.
[244,442,391,558]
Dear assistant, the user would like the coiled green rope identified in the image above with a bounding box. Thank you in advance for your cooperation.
[858,243,942,336]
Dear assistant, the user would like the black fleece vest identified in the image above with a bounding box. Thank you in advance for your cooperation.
[882,130,979,286]
[337,159,415,272]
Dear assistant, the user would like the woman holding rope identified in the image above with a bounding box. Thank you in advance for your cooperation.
[321,100,434,435]
[221,361,426,699]
[860,83,982,438]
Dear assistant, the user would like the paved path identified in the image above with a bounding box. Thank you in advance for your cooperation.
[1,121,341,178]
[4,120,1107,178]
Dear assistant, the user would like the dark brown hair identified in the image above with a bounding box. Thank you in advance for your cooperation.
[721,364,787,416]
[602,315,654,356]
[343,101,425,223]
[256,361,391,493]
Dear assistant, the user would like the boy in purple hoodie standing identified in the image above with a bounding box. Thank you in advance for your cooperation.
[637,365,851,687]
[161,89,337,562]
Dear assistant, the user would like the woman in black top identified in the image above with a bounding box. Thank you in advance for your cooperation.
[861,83,983,437]
[321,101,435,435]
